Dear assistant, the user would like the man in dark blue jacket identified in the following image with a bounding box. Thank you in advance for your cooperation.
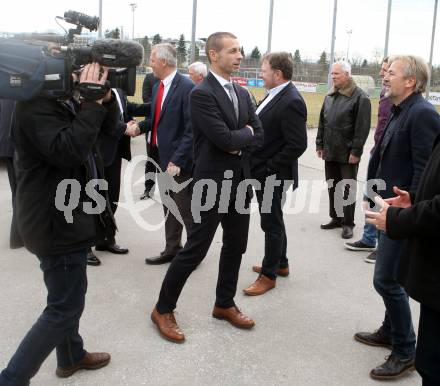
[139,44,194,265]
[354,55,440,381]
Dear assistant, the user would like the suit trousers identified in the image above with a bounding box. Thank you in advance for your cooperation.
[416,304,440,386]
[256,176,290,280]
[4,157,23,248]
[156,196,250,313]
[324,161,359,227]
[144,143,159,194]
[159,173,193,256]
[0,250,87,386]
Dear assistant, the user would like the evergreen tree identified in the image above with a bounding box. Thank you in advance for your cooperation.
[361,59,368,67]
[240,46,245,57]
[177,34,187,65]
[250,46,261,60]
[318,51,328,65]
[152,34,162,45]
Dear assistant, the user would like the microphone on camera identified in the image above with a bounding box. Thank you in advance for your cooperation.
[90,39,144,67]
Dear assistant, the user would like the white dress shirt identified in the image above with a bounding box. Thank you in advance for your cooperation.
[256,81,291,115]
[160,69,177,109]
[210,70,233,101]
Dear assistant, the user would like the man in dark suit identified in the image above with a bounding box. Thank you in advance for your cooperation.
[139,44,195,265]
[87,89,149,265]
[150,32,263,343]
[141,70,160,200]
[354,55,440,380]
[0,99,23,249]
[243,52,307,296]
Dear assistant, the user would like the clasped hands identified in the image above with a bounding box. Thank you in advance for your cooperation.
[125,120,140,137]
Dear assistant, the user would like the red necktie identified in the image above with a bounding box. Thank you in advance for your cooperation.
[151,81,164,146]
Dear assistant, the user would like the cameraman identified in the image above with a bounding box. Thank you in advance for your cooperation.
[0,62,116,385]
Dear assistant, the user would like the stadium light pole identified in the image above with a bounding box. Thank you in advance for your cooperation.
[427,0,438,99]
[98,0,103,38]
[129,3,137,40]
[328,0,338,89]
[384,0,392,58]
[190,0,197,63]
[346,29,352,61]
[267,0,274,53]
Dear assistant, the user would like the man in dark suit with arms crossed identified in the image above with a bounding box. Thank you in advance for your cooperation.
[151,32,263,343]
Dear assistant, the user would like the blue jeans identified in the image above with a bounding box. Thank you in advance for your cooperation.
[373,232,416,359]
[361,222,377,247]
[0,250,88,386]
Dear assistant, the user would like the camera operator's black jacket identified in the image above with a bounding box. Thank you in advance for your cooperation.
[12,96,119,256]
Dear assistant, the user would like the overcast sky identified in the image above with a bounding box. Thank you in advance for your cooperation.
[1,0,439,64]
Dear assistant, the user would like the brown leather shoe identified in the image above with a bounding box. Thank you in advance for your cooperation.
[212,305,255,329]
[243,274,276,296]
[55,351,111,378]
[252,265,290,277]
[151,308,185,343]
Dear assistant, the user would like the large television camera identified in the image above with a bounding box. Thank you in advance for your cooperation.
[0,10,144,101]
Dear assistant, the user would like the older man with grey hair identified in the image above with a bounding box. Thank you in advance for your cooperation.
[316,61,371,239]
[139,43,195,265]
[188,61,207,85]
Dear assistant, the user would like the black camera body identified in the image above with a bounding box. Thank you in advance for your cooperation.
[0,11,143,101]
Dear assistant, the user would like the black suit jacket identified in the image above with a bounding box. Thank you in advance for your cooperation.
[140,72,194,173]
[251,82,307,189]
[367,92,440,199]
[190,72,263,187]
[387,134,440,312]
[99,89,150,167]
[142,73,159,103]
[0,99,16,158]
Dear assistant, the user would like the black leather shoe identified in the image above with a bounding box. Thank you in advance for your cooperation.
[370,355,415,380]
[95,243,129,254]
[145,254,175,265]
[320,218,342,229]
[87,251,101,266]
[354,329,392,349]
[341,225,354,239]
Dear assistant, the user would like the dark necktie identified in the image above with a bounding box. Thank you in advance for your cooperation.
[224,83,239,120]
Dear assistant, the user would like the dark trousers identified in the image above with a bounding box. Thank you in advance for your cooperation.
[324,161,359,227]
[99,155,123,246]
[373,232,416,358]
[3,157,23,248]
[416,304,440,386]
[159,173,193,256]
[256,177,289,280]
[156,198,250,313]
[144,143,159,194]
[0,250,88,386]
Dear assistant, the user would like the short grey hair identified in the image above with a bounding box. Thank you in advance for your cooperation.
[333,61,351,75]
[188,61,207,77]
[152,43,177,68]
[388,55,429,93]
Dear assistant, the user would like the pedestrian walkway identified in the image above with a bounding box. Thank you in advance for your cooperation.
[0,130,420,385]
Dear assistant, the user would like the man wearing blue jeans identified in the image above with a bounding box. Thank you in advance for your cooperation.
[354,55,440,380]
[345,57,392,263]
[0,63,114,386]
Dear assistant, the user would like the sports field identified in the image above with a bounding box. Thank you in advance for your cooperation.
[131,76,439,128]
